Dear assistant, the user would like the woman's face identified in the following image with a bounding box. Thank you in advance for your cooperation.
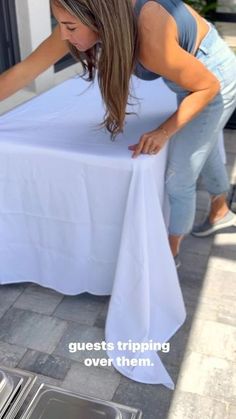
[52,4,100,51]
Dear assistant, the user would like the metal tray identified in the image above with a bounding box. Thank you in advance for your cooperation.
[0,365,37,419]
[0,370,14,412]
[20,385,142,419]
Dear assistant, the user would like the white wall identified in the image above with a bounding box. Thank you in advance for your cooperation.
[15,0,54,93]
[14,0,82,95]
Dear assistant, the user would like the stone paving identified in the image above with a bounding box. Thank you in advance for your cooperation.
[0,128,235,419]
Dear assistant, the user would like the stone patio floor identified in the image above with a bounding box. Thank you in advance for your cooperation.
[0,129,235,419]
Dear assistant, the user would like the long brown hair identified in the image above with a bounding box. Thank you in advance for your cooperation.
[51,0,139,139]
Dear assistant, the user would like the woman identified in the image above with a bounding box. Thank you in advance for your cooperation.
[0,0,236,267]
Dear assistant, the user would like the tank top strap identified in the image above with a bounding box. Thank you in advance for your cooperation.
[134,0,175,17]
[134,0,147,16]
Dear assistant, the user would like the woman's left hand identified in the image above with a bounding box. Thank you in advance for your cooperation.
[128,127,170,158]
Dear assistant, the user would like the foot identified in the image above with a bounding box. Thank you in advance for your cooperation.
[192,210,236,237]
[174,254,181,269]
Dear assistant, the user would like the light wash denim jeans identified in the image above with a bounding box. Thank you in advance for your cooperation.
[163,22,236,236]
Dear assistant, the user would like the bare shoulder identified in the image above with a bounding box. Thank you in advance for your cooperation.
[137,0,179,58]
[24,25,69,76]
[48,25,69,53]
[135,1,219,94]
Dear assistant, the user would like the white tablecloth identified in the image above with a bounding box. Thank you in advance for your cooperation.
[0,76,188,388]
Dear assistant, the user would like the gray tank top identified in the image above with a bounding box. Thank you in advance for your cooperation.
[134,0,197,80]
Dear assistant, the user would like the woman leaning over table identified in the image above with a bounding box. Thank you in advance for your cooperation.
[0,0,236,268]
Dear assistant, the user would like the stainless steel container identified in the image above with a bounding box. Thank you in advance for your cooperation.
[19,384,142,419]
[0,366,142,419]
[0,370,14,413]
[0,365,36,419]
[20,385,120,419]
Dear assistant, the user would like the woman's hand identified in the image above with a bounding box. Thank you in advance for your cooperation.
[128,127,170,158]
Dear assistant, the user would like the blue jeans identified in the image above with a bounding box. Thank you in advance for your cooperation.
[163,22,236,236]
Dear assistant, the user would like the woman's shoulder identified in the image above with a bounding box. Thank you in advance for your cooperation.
[137,1,179,60]
[137,1,208,59]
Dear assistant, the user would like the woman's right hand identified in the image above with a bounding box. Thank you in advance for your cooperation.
[0,25,69,101]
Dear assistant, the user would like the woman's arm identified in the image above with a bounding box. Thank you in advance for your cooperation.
[0,25,69,101]
[131,3,220,157]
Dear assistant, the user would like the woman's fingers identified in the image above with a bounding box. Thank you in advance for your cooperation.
[131,137,146,158]
[149,145,161,154]
[128,136,162,157]
[128,144,137,150]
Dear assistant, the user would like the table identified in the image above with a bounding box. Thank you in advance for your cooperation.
[0,76,187,389]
